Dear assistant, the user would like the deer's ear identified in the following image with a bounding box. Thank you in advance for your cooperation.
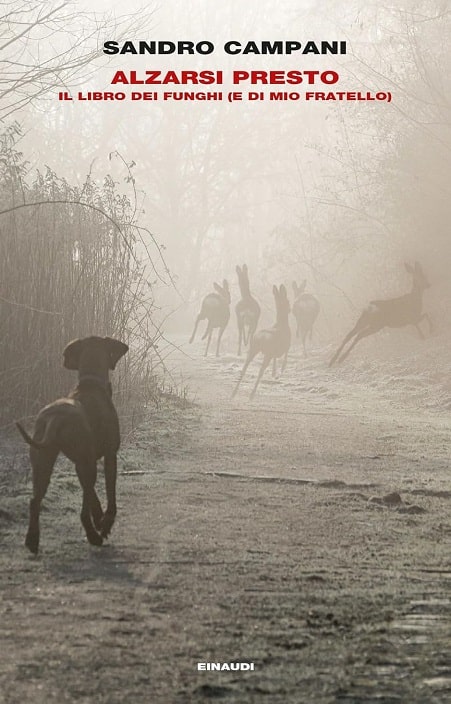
[405,262,413,273]
[279,284,288,298]
[242,264,248,272]
[63,339,83,370]
[213,282,222,294]
[273,284,279,299]
[236,265,241,275]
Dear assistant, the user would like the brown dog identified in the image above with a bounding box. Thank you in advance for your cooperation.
[16,336,129,553]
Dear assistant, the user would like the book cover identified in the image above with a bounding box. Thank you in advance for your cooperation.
[1,1,449,703]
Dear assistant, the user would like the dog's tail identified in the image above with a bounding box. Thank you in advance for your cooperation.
[15,422,44,449]
[16,420,59,450]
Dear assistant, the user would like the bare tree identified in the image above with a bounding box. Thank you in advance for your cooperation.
[0,0,154,120]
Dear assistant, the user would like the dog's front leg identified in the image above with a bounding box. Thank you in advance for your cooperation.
[76,459,103,547]
[100,452,117,538]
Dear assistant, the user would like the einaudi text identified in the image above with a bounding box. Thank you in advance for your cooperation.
[197,662,255,671]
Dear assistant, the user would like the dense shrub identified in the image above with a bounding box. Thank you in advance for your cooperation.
[0,123,162,429]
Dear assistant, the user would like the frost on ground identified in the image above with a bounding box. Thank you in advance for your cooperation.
[1,332,451,703]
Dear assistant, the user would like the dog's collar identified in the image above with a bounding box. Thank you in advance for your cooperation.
[77,374,111,393]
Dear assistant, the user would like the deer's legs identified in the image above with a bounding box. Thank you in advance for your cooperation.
[189,315,203,344]
[237,322,243,356]
[330,332,355,366]
[250,355,272,399]
[216,326,225,357]
[419,312,433,335]
[281,351,288,373]
[415,324,425,340]
[336,326,380,364]
[232,348,259,397]
[296,321,300,338]
[248,321,257,346]
[204,326,213,356]
[330,314,367,366]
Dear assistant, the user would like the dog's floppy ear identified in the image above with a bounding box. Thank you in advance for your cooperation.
[63,338,83,370]
[104,337,129,370]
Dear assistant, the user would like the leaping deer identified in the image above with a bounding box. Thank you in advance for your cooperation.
[232,284,291,399]
[190,280,231,356]
[329,262,431,366]
[292,280,320,355]
[235,264,261,356]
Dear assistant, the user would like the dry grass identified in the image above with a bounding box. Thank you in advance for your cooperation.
[0,123,168,431]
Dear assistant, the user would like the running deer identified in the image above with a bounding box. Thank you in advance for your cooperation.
[235,264,261,356]
[329,262,431,366]
[292,280,320,355]
[190,280,231,356]
[232,284,291,399]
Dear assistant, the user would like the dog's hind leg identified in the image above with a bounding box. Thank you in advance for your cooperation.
[26,447,58,554]
[100,452,117,539]
[75,460,103,547]
[90,492,104,531]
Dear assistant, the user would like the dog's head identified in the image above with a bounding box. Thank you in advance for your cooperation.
[63,336,129,371]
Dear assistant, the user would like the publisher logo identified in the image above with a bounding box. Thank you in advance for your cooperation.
[197,662,255,671]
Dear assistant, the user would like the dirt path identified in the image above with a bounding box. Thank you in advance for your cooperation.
[2,339,451,703]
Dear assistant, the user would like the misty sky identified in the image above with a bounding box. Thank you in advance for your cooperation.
[8,0,449,336]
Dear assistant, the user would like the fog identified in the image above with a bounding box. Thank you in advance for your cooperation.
[4,0,451,349]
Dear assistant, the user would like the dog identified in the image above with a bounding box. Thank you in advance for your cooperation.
[16,336,129,553]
